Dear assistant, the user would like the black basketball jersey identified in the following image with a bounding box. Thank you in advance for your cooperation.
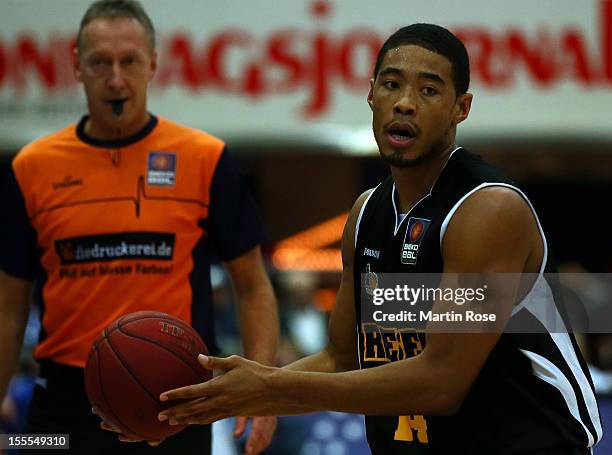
[354,147,602,454]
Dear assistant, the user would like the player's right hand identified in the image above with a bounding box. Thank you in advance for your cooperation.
[93,407,165,446]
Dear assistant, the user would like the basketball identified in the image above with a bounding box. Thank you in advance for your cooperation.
[84,311,212,441]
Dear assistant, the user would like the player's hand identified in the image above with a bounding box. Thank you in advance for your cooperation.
[234,416,277,455]
[157,354,279,426]
[92,407,165,446]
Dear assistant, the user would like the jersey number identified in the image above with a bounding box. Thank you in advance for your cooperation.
[394,415,428,443]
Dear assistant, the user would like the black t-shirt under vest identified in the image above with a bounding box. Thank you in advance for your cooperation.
[354,148,601,454]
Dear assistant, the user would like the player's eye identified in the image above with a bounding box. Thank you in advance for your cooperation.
[90,57,108,68]
[422,86,438,96]
[383,80,399,90]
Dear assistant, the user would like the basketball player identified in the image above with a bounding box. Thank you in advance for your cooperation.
[157,24,603,454]
[0,0,278,453]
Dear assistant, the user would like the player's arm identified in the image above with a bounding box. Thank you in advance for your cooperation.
[225,246,279,366]
[158,187,541,421]
[285,190,371,374]
[0,271,31,400]
[0,165,35,400]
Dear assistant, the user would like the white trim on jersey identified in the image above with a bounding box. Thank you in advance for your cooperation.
[519,279,603,446]
[355,185,379,249]
[514,274,568,332]
[355,184,379,371]
[439,181,602,447]
[550,332,604,445]
[391,146,462,236]
[519,349,597,447]
[439,182,547,275]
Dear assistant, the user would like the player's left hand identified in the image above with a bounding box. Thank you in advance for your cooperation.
[93,407,165,446]
[158,354,279,427]
[233,416,277,455]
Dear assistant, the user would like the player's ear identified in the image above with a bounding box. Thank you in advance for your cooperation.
[148,49,158,81]
[367,78,375,111]
[73,47,83,82]
[452,92,472,126]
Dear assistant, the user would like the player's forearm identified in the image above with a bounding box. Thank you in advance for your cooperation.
[236,283,279,366]
[0,316,28,399]
[283,350,336,373]
[284,343,355,373]
[0,274,31,399]
[271,353,459,416]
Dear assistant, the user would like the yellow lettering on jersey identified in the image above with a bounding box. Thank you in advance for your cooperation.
[362,324,423,363]
[407,332,423,357]
[385,332,406,361]
[394,415,429,443]
[362,323,389,362]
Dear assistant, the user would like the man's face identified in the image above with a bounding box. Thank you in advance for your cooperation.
[368,44,471,167]
[74,17,156,134]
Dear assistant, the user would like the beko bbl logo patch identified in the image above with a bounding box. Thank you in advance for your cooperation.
[55,232,175,265]
[147,152,176,186]
[401,218,431,265]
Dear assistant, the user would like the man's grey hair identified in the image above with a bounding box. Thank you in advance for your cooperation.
[77,0,155,54]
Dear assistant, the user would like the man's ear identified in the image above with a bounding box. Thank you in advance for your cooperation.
[367,78,375,111]
[73,47,83,82]
[148,50,158,81]
[452,92,473,126]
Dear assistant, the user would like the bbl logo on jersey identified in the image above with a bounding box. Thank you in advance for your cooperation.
[401,217,431,265]
[147,152,176,186]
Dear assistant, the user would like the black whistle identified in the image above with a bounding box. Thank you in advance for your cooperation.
[110,100,124,117]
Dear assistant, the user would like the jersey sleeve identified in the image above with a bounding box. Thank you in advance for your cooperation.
[0,164,39,279]
[208,147,266,262]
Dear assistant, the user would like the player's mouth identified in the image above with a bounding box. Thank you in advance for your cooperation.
[106,98,128,117]
[385,122,418,148]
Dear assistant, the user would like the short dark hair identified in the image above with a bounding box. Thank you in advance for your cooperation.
[77,0,155,53]
[373,24,470,95]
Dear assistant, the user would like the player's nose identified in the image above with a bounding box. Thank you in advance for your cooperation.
[107,62,127,91]
[394,89,416,116]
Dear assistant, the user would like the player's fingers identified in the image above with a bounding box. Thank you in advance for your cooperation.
[234,416,248,438]
[198,354,241,371]
[160,396,210,423]
[117,435,145,443]
[147,437,165,447]
[246,417,276,454]
[100,421,121,434]
[160,381,211,402]
[100,421,144,442]
[186,411,229,425]
[160,355,241,402]
[245,432,272,455]
[244,432,262,455]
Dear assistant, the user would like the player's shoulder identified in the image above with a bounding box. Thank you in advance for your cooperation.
[446,186,538,249]
[445,147,512,186]
[155,116,226,154]
[16,124,78,161]
[464,185,529,211]
[13,124,79,174]
[351,188,375,217]
[344,188,376,243]
[348,178,391,223]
